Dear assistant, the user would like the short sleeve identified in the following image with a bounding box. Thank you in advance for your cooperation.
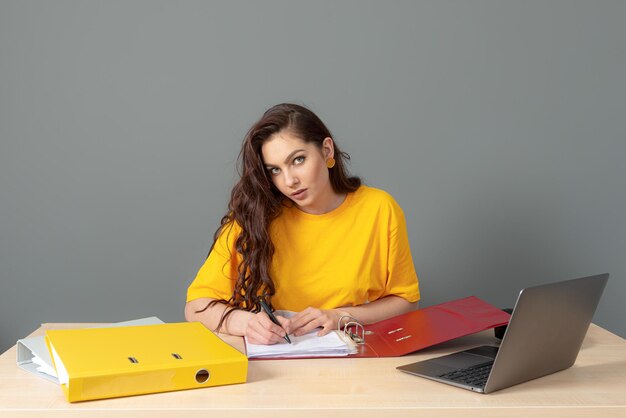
[383,199,421,303]
[186,222,242,303]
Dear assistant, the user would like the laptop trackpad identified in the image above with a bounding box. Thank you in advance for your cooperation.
[431,351,492,369]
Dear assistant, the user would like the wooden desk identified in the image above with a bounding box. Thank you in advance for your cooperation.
[1,323,624,417]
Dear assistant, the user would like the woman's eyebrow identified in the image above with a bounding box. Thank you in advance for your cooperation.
[282,149,306,164]
[265,149,306,167]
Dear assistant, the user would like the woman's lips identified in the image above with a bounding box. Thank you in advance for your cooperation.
[291,188,308,200]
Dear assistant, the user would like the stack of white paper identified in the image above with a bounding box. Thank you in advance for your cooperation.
[245,330,358,359]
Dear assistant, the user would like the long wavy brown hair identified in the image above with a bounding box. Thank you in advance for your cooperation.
[197,103,361,331]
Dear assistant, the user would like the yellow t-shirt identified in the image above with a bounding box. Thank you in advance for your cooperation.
[186,185,420,311]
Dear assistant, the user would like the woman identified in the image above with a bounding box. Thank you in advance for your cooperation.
[185,103,420,344]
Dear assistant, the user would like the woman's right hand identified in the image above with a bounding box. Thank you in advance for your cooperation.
[244,311,290,345]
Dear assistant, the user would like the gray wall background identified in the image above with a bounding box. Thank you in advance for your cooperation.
[1,1,624,353]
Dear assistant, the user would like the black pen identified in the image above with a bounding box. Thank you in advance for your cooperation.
[258,299,291,344]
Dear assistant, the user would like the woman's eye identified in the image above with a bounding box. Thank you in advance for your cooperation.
[294,156,305,165]
[269,168,280,175]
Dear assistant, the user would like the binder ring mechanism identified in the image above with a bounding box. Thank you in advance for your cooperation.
[338,315,366,345]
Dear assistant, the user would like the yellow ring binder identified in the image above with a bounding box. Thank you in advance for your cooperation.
[45,322,248,402]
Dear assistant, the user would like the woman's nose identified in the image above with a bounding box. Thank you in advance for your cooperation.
[284,171,299,187]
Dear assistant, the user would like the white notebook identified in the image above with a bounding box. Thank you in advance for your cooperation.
[244,310,358,359]
[245,330,357,358]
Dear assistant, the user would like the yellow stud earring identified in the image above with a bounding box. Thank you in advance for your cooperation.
[326,158,336,168]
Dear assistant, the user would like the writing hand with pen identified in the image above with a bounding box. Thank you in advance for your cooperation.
[245,298,350,345]
[244,299,292,345]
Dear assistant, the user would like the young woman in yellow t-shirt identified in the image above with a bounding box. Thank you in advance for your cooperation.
[185,103,420,344]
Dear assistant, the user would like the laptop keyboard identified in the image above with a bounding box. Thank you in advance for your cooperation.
[438,362,493,387]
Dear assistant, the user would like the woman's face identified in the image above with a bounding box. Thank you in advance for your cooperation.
[261,130,338,214]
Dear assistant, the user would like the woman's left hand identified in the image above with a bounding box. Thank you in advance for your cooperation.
[288,307,349,337]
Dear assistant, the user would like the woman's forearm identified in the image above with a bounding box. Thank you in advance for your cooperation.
[184,298,253,336]
[338,295,419,325]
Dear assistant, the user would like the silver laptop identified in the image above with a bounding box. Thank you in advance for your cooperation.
[397,273,609,393]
